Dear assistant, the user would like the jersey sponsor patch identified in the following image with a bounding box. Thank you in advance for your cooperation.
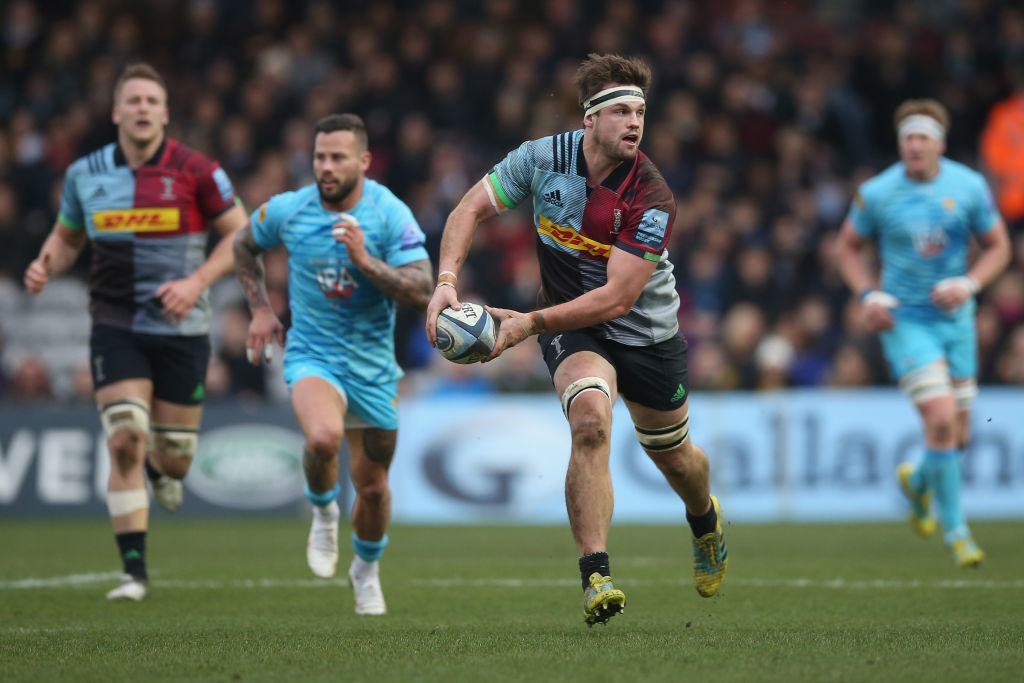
[315,264,357,302]
[538,214,612,258]
[399,222,424,250]
[635,208,668,249]
[92,208,181,232]
[212,167,235,203]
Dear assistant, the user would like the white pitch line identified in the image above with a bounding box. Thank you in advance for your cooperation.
[2,574,1022,591]
[722,577,1024,590]
[409,577,1024,590]
[0,573,351,590]
[1,572,123,588]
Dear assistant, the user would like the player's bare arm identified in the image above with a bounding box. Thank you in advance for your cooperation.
[835,219,896,332]
[155,202,248,324]
[357,257,433,311]
[835,219,875,295]
[931,217,1011,310]
[233,222,284,364]
[331,214,433,310]
[437,180,502,277]
[425,181,500,344]
[485,248,656,360]
[24,221,88,294]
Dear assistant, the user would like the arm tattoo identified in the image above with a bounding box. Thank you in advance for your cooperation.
[357,257,433,311]
[232,224,271,310]
[531,311,547,334]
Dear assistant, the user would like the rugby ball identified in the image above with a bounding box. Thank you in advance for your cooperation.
[435,303,497,364]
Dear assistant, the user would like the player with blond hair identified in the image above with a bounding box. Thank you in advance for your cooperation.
[836,98,1011,567]
[24,62,248,599]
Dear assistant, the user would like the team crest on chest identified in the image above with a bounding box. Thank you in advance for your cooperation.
[911,225,948,258]
[313,260,357,306]
[160,176,176,200]
[612,209,622,235]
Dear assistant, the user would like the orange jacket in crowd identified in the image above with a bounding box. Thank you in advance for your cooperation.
[980,92,1024,223]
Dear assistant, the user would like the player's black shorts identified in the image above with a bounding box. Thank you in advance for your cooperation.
[89,324,211,405]
[537,330,689,411]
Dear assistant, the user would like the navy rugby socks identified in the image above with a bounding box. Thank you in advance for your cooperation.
[579,551,611,588]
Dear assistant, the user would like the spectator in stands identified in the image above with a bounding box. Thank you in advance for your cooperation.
[2,0,1024,401]
[980,66,1024,231]
[10,352,51,399]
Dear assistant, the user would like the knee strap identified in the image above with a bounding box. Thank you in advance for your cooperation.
[635,415,690,452]
[106,488,149,517]
[898,362,952,404]
[151,425,199,460]
[560,376,611,418]
[953,380,978,410]
[100,399,150,438]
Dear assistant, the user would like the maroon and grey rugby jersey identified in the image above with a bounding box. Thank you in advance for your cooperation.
[58,138,239,335]
[484,128,680,345]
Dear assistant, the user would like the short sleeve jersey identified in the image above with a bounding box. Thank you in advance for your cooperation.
[847,158,1000,322]
[486,129,680,345]
[58,138,238,335]
[250,179,428,386]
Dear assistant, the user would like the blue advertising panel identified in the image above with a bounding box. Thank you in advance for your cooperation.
[2,389,1022,522]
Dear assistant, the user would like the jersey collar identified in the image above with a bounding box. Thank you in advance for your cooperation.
[113,137,168,168]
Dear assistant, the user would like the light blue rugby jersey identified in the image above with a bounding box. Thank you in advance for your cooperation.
[848,158,1000,322]
[251,179,428,385]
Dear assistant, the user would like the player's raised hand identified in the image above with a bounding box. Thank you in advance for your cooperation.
[246,306,284,365]
[24,254,50,294]
[331,213,368,266]
[483,306,542,361]
[156,274,204,325]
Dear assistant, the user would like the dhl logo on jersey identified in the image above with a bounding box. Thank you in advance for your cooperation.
[92,208,181,232]
[538,215,611,258]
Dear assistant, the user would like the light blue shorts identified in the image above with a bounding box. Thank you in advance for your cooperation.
[879,314,976,381]
[283,356,399,430]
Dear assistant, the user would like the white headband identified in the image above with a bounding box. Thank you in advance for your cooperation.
[583,86,645,117]
[898,114,946,142]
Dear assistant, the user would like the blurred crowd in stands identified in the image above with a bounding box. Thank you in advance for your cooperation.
[2,0,1024,403]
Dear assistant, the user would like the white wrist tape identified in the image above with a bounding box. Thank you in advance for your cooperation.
[862,290,900,309]
[934,276,978,295]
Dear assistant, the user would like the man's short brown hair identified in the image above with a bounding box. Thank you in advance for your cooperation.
[114,62,167,101]
[574,53,652,109]
[314,113,368,151]
[893,99,951,133]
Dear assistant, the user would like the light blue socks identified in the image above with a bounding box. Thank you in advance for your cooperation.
[917,448,968,543]
[305,482,341,507]
[352,533,389,562]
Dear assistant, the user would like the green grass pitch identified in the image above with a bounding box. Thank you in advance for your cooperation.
[2,519,1022,682]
